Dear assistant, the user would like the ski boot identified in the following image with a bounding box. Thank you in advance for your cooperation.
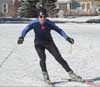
[42,72,51,84]
[68,71,85,82]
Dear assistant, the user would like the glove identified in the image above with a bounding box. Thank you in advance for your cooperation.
[67,37,74,44]
[17,37,24,44]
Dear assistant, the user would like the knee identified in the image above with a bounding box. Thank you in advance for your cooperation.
[40,59,46,65]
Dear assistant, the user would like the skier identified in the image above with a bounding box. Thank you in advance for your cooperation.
[17,10,83,84]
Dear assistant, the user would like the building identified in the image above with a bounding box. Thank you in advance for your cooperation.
[14,0,21,17]
[56,0,71,17]
[56,0,99,16]
[0,0,21,17]
[0,0,15,17]
[56,0,70,10]
[0,0,99,17]
[77,0,96,15]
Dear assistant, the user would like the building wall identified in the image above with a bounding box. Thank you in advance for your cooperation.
[0,0,14,17]
[57,0,98,16]
[79,0,96,15]
[13,0,21,17]
[56,1,71,17]
[78,1,90,15]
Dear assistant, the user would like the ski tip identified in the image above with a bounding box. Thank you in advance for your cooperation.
[68,79,72,81]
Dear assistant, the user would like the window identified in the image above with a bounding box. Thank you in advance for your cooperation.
[2,3,8,13]
[59,3,67,9]
[87,3,90,10]
[81,3,85,9]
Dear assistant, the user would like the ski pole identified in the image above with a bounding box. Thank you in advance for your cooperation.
[0,44,18,68]
[70,44,73,54]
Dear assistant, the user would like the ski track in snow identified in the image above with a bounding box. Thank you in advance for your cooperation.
[0,23,100,87]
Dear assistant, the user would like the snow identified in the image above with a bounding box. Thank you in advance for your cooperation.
[48,16,100,23]
[57,0,70,2]
[0,21,100,87]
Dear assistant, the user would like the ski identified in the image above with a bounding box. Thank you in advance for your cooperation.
[87,77,100,82]
[48,83,56,87]
[85,80,100,87]
[62,78,100,87]
[44,81,56,87]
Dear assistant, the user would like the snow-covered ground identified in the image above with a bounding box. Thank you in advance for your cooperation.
[0,23,100,87]
[49,16,100,23]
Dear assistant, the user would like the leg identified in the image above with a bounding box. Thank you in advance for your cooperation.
[35,44,50,82]
[35,44,47,72]
[45,43,83,81]
[45,42,72,72]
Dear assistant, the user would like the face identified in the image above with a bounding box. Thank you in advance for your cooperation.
[38,16,46,24]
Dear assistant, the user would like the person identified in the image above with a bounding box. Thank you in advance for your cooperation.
[17,10,83,84]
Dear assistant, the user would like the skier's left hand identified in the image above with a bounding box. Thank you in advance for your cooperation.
[66,37,74,44]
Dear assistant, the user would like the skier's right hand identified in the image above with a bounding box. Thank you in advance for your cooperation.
[67,37,74,44]
[17,37,24,44]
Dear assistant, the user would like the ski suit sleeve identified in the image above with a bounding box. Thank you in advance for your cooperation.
[50,21,69,40]
[21,21,34,38]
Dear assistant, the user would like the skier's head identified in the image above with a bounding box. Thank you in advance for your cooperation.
[37,10,47,24]
[38,11,46,17]
[37,7,47,17]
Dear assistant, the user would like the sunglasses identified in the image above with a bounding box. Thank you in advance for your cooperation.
[39,16,46,18]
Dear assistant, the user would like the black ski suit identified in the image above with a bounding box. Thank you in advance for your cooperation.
[20,18,72,73]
